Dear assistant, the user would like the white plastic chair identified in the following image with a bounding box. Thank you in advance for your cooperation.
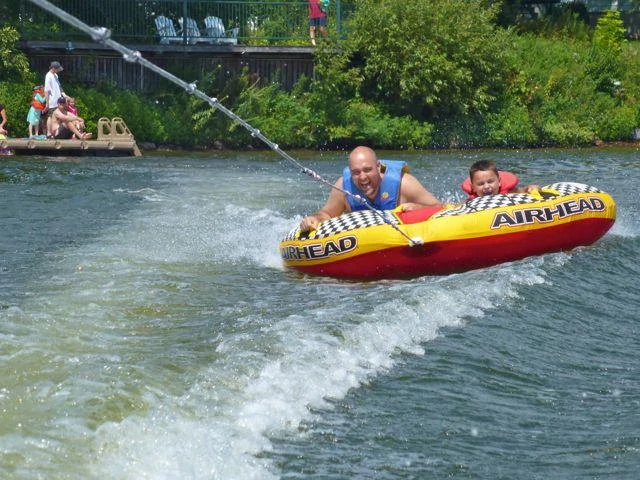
[204,16,239,45]
[154,15,183,44]
[178,17,212,45]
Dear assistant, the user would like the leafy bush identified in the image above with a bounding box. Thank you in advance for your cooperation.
[232,78,317,148]
[328,101,433,149]
[517,3,591,41]
[69,84,169,143]
[327,0,511,122]
[0,26,33,83]
[503,33,611,146]
[592,10,627,54]
[589,96,637,141]
[0,82,37,137]
[587,10,627,95]
[189,69,263,148]
[541,120,595,146]
[484,100,538,147]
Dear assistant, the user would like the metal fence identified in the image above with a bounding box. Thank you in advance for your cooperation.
[18,0,344,44]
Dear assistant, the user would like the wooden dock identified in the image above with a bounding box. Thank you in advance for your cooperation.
[0,117,142,157]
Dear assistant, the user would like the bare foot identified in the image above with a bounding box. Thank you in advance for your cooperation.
[82,132,93,139]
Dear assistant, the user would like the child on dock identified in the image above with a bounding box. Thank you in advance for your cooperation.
[27,85,47,138]
[65,97,85,134]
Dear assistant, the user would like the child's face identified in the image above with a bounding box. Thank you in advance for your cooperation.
[471,170,500,196]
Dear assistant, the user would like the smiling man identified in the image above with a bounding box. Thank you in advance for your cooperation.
[299,146,440,233]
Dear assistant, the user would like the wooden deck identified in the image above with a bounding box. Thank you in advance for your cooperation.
[0,118,142,157]
[21,40,316,92]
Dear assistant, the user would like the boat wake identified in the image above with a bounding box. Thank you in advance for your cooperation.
[88,243,556,479]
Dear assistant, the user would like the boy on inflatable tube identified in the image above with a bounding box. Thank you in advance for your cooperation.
[462,159,540,199]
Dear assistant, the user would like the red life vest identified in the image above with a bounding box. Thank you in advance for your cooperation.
[461,171,519,199]
[31,90,46,110]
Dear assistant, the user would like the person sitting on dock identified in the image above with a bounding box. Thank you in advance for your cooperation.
[51,97,92,140]
[299,146,441,233]
[463,160,539,199]
[65,97,86,134]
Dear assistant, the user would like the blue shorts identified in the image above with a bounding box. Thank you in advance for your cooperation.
[310,17,327,28]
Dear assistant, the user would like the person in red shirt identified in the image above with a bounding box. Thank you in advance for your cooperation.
[308,0,328,46]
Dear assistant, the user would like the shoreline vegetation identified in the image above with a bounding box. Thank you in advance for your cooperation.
[138,139,640,156]
[2,1,640,152]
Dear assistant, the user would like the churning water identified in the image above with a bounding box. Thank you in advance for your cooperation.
[0,148,638,479]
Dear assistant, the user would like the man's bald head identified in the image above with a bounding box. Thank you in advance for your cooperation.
[348,146,378,168]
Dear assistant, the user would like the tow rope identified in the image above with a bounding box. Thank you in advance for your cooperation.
[28,0,422,246]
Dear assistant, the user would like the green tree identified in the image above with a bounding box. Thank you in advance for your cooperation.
[0,26,33,83]
[588,10,627,95]
[592,9,627,55]
[322,0,512,122]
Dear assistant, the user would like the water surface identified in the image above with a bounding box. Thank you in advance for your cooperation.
[0,148,638,479]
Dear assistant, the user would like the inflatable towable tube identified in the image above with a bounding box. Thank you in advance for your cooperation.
[279,182,616,280]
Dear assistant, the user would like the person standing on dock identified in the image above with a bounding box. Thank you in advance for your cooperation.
[308,0,328,46]
[27,85,47,138]
[44,61,69,137]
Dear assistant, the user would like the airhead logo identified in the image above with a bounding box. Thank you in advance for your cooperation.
[281,235,357,260]
[491,197,606,229]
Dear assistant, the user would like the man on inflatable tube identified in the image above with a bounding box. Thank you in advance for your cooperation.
[299,146,441,233]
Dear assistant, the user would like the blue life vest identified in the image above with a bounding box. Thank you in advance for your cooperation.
[343,160,407,211]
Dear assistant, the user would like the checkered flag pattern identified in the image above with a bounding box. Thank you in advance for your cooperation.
[284,209,397,241]
[545,182,601,196]
[433,182,602,218]
[434,193,538,218]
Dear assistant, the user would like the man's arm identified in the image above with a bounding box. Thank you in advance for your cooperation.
[398,173,441,211]
[53,109,82,123]
[44,74,53,109]
[53,109,67,122]
[299,177,348,232]
[513,184,540,194]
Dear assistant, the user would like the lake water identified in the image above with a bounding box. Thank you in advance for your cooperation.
[0,148,638,479]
